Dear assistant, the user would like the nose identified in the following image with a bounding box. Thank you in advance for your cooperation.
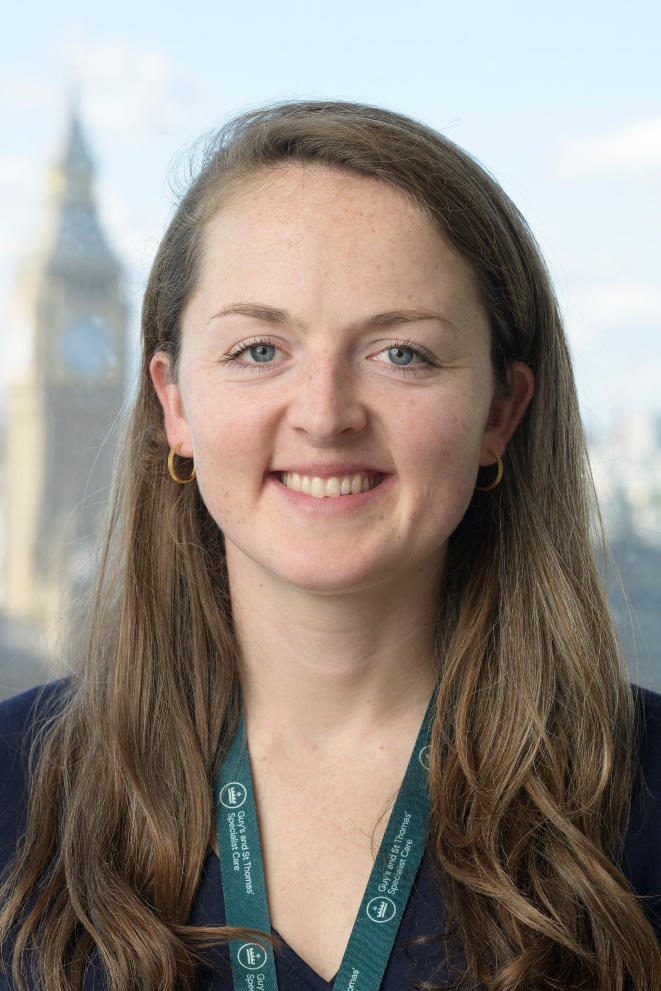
[285,353,368,443]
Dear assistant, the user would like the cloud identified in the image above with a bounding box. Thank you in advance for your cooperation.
[574,281,661,329]
[0,72,53,109]
[0,156,40,185]
[564,280,661,359]
[564,279,661,414]
[95,178,159,276]
[0,156,43,270]
[65,40,185,143]
[553,117,661,179]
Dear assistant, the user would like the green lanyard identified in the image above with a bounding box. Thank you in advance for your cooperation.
[213,696,434,991]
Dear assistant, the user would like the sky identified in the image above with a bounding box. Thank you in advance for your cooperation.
[1,0,660,434]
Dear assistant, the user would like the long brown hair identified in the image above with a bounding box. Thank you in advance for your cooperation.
[2,101,659,991]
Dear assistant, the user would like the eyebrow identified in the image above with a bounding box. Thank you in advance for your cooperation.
[208,303,456,333]
[360,308,455,331]
[208,303,299,326]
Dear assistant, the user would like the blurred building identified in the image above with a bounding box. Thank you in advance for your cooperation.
[591,413,661,549]
[589,414,661,691]
[3,112,127,634]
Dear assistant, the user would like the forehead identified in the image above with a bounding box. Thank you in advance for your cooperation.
[208,164,432,234]
[193,165,483,323]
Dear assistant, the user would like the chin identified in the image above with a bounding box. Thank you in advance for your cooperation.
[266,549,392,595]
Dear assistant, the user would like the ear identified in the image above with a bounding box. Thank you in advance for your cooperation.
[479,361,535,466]
[149,351,193,458]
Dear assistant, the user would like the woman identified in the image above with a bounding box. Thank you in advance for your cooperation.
[1,101,661,991]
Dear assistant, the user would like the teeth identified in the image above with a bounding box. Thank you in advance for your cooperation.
[325,477,341,497]
[310,477,326,499]
[281,471,382,498]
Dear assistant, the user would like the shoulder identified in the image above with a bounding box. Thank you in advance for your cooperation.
[630,684,661,811]
[623,686,661,926]
[632,684,661,764]
[0,680,68,760]
[0,681,68,872]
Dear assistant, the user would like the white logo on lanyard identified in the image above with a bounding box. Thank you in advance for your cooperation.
[366,896,396,923]
[237,942,268,969]
[219,781,247,808]
[418,745,430,771]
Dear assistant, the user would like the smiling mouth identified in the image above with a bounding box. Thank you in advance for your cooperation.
[279,471,384,499]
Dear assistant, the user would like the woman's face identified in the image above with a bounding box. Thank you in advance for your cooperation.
[152,166,533,594]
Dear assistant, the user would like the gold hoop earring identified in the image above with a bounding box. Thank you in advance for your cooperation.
[167,442,197,484]
[475,450,503,492]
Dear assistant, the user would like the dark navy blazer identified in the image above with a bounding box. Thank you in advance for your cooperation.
[2,683,661,990]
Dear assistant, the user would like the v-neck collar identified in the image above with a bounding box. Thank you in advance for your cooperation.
[272,932,336,991]
[192,848,451,990]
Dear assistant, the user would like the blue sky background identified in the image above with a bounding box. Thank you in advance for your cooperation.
[1,0,660,433]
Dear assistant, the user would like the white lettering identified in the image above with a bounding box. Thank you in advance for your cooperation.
[243,860,254,894]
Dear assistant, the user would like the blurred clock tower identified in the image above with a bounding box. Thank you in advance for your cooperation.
[4,111,127,630]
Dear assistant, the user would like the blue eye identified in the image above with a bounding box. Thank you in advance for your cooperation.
[388,347,414,365]
[249,345,276,363]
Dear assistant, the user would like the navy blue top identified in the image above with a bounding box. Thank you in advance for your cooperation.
[2,683,661,990]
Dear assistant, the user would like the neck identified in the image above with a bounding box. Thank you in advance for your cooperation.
[226,545,442,744]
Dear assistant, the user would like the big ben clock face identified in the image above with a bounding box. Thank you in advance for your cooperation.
[61,314,117,379]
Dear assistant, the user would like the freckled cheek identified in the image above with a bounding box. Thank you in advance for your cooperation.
[191,397,270,515]
[389,400,484,507]
[390,396,482,461]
